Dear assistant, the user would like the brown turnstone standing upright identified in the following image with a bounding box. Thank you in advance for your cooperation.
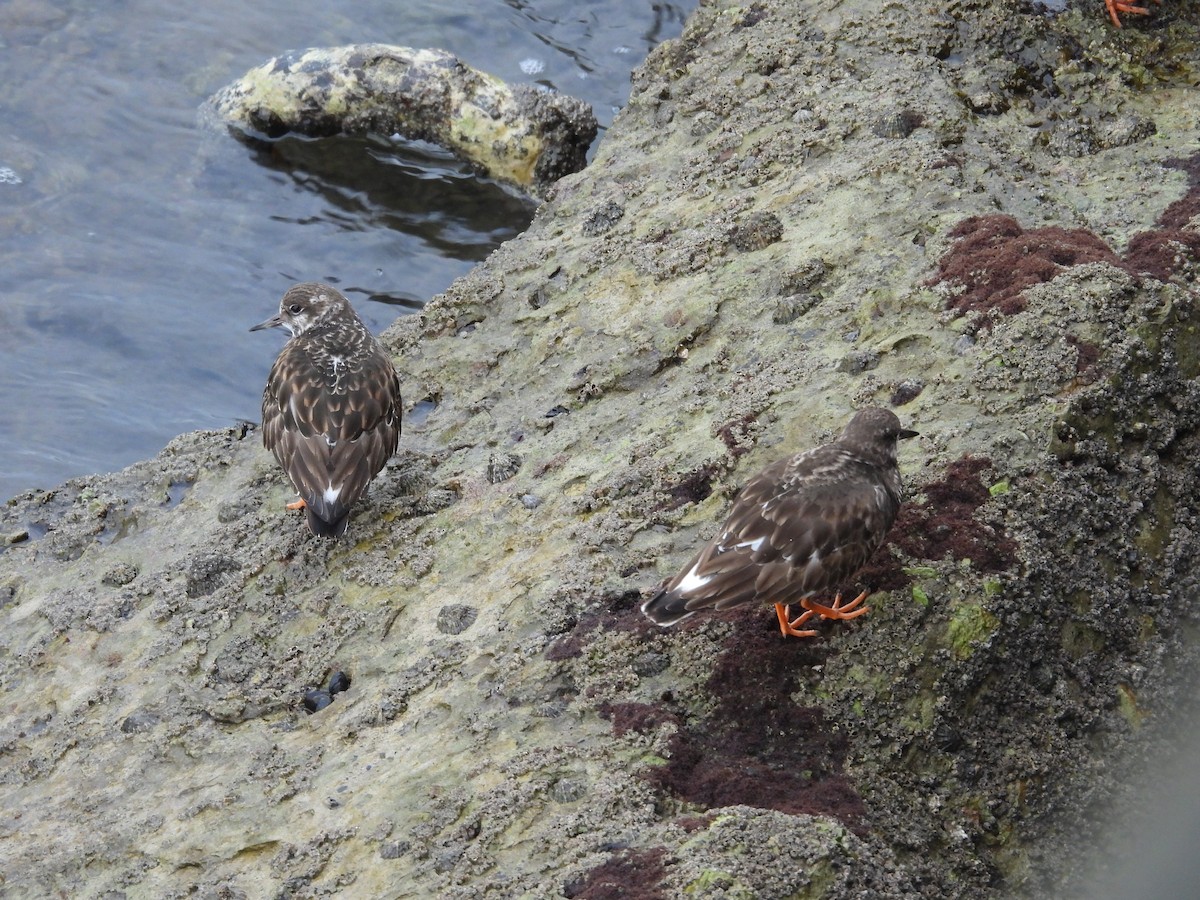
[251,282,401,538]
[642,407,918,637]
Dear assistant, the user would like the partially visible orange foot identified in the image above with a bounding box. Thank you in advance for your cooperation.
[801,590,871,622]
[286,498,307,511]
[774,602,819,638]
[1105,0,1160,28]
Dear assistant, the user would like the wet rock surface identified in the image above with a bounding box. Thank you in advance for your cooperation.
[4,1,1200,897]
[206,43,598,199]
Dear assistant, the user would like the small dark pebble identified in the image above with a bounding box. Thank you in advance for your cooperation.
[303,690,333,713]
[326,671,352,695]
[891,379,924,406]
[546,405,570,418]
[120,709,160,734]
[437,604,479,635]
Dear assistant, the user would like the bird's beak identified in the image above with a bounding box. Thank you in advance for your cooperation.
[249,313,284,332]
[899,428,920,440]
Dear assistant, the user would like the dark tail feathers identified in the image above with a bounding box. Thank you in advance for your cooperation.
[305,505,351,539]
[640,589,695,627]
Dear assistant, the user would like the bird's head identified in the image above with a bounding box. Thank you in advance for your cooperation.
[250,283,356,337]
[839,407,919,464]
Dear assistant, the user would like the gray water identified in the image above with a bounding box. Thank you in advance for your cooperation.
[0,0,692,502]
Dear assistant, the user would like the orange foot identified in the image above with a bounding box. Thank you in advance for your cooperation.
[802,590,871,621]
[1106,0,1160,28]
[773,591,871,639]
[286,498,307,511]
[775,602,819,638]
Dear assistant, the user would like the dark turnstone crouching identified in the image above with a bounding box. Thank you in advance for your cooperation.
[642,407,918,638]
[251,283,401,538]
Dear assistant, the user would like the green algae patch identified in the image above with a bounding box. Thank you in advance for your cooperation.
[1116,684,1145,729]
[946,601,999,660]
[903,566,938,578]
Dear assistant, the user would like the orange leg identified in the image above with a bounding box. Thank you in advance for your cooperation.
[774,602,819,638]
[1105,0,1159,28]
[801,590,871,621]
[286,498,307,511]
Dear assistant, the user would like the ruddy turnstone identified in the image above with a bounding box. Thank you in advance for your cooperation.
[642,407,918,638]
[251,282,401,538]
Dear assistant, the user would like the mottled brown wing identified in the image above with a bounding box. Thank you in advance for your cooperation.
[309,357,397,445]
[642,449,897,623]
[262,342,401,526]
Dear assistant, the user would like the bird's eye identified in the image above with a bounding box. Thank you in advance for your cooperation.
[288,304,303,315]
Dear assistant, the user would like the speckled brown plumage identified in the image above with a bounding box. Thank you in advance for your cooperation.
[642,408,918,637]
[251,283,401,538]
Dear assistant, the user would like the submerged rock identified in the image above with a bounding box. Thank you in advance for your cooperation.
[205,43,598,198]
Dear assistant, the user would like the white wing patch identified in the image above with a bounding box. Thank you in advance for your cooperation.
[734,536,766,552]
[675,560,713,594]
